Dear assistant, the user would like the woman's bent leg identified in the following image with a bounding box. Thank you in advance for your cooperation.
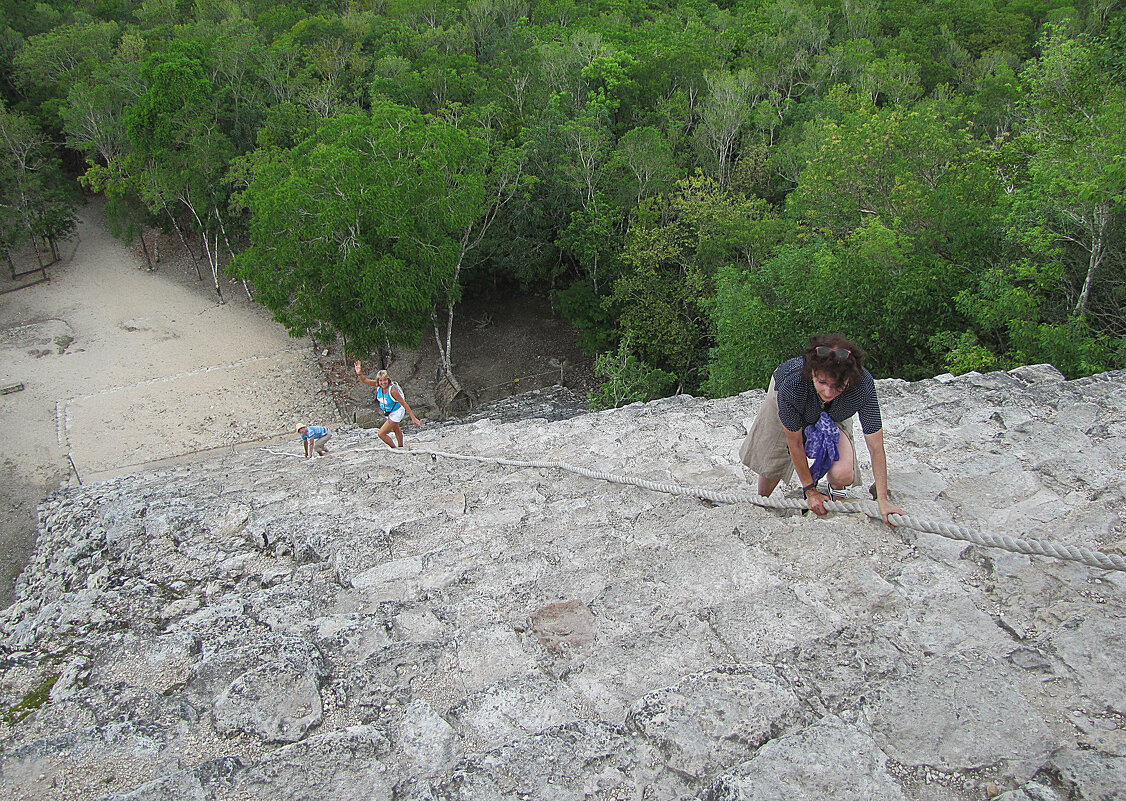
[740,378,794,495]
[826,429,855,489]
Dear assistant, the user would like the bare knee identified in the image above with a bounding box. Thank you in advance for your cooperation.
[828,463,854,488]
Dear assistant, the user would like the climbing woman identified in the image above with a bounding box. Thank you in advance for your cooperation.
[738,334,905,526]
[354,362,422,448]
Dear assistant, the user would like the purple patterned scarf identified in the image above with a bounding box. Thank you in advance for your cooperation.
[804,411,840,485]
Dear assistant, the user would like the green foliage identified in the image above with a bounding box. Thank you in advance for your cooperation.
[1010,28,1126,322]
[125,42,215,160]
[611,248,707,382]
[930,262,1116,378]
[705,243,821,395]
[928,331,1000,375]
[12,19,119,96]
[253,102,316,150]
[589,339,676,410]
[554,278,619,353]
[228,101,486,354]
[608,173,785,391]
[0,103,78,258]
[557,200,623,294]
[706,212,965,394]
[787,92,999,245]
[610,125,676,207]
[8,0,1125,399]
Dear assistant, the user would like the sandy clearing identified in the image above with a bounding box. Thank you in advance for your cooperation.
[0,198,339,605]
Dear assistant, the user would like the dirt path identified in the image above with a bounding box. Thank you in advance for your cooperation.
[0,198,338,607]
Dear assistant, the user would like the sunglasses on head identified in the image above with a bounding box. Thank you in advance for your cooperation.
[815,346,852,360]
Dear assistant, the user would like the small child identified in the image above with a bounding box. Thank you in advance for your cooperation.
[297,425,331,458]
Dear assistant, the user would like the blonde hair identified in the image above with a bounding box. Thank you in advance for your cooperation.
[375,369,390,381]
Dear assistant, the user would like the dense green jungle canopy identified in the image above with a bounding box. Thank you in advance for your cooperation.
[2,0,1124,406]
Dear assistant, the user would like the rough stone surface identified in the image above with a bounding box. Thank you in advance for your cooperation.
[705,715,910,801]
[2,367,1126,800]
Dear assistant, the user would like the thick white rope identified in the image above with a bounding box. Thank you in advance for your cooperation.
[267,443,1126,573]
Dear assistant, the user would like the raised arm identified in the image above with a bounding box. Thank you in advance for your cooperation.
[354,360,380,386]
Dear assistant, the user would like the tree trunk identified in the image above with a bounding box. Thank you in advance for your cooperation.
[1073,202,1109,317]
[189,203,224,303]
[210,230,224,302]
[432,324,448,378]
[167,206,198,266]
[443,299,455,374]
[139,230,154,270]
[41,237,59,267]
[214,212,251,300]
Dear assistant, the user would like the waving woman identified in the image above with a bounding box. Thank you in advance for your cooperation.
[354,362,422,448]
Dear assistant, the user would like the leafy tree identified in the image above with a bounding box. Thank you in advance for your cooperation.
[740,0,829,103]
[610,173,783,391]
[61,67,133,166]
[706,243,825,396]
[557,101,613,212]
[431,135,527,375]
[1011,27,1126,320]
[121,38,239,293]
[12,19,119,99]
[707,212,968,393]
[961,50,1022,139]
[552,100,621,296]
[935,262,1116,377]
[0,102,76,268]
[609,124,677,209]
[228,101,486,356]
[205,18,270,154]
[611,221,707,388]
[787,90,998,243]
[555,277,620,353]
[933,27,1126,376]
[693,69,756,187]
[558,200,623,296]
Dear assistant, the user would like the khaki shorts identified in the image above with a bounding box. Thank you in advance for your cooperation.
[739,377,861,486]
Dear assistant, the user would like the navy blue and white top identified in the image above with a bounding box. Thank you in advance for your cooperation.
[773,357,883,435]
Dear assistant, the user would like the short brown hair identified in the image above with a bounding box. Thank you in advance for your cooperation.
[801,334,865,391]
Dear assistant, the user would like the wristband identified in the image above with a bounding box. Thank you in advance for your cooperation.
[802,482,817,499]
